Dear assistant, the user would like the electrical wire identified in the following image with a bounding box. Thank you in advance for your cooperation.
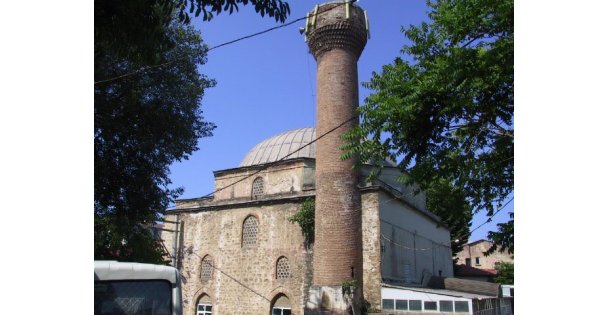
[94,0,357,85]
[469,197,514,234]
[199,114,358,198]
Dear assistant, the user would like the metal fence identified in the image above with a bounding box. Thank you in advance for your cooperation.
[473,297,513,315]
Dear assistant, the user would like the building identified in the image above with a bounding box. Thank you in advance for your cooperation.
[160,128,455,314]
[455,240,514,270]
[159,2,511,314]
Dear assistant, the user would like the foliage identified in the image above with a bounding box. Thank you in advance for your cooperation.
[173,0,291,23]
[341,279,357,296]
[486,212,514,255]
[493,262,514,285]
[95,18,215,263]
[95,0,291,73]
[94,0,292,263]
[289,198,315,247]
[425,179,472,256]
[343,0,513,252]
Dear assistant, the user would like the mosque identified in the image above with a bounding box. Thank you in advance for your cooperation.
[160,2,504,314]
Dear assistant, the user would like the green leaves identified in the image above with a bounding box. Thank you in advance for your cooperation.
[345,0,513,253]
[175,0,291,23]
[289,198,315,247]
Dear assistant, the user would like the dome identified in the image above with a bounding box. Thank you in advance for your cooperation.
[239,127,397,167]
[240,128,316,167]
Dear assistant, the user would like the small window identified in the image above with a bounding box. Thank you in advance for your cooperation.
[197,303,212,315]
[475,257,481,265]
[455,301,469,312]
[409,300,422,311]
[424,301,437,311]
[272,295,291,315]
[465,258,471,266]
[242,215,259,248]
[382,299,395,310]
[440,300,453,312]
[201,255,213,281]
[276,256,291,280]
[252,177,264,199]
[396,300,408,310]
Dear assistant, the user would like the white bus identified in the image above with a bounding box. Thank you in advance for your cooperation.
[94,261,183,315]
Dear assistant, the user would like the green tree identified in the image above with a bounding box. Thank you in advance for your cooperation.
[95,21,215,263]
[493,262,514,285]
[486,212,514,255]
[94,0,291,263]
[343,0,513,252]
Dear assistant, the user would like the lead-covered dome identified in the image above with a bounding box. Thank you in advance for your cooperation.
[240,128,316,167]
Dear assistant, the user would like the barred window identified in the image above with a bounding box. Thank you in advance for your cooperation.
[276,256,291,279]
[242,215,259,247]
[252,177,264,199]
[201,255,213,281]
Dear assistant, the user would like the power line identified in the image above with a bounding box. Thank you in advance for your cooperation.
[94,0,356,85]
[469,197,514,235]
[200,114,358,198]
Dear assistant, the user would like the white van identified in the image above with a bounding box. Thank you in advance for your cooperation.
[94,261,182,315]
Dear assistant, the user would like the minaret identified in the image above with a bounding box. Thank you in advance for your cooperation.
[304,1,368,313]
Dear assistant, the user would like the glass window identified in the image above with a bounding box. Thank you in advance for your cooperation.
[396,300,408,310]
[94,280,171,315]
[242,215,259,247]
[475,257,480,265]
[276,256,291,279]
[382,299,395,310]
[440,301,453,312]
[455,301,469,312]
[424,301,437,311]
[201,255,213,281]
[465,258,471,266]
[252,177,264,199]
[409,300,422,311]
[197,303,212,315]
[272,308,291,315]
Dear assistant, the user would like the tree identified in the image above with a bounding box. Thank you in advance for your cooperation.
[343,0,513,252]
[94,0,292,263]
[95,21,215,263]
[493,262,514,285]
[486,212,514,255]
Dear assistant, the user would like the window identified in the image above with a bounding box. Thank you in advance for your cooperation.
[197,303,212,315]
[409,300,422,311]
[475,257,480,265]
[424,301,437,311]
[382,299,395,310]
[395,300,408,310]
[276,256,291,280]
[242,215,259,247]
[465,258,471,266]
[272,295,291,315]
[200,255,213,281]
[455,301,469,312]
[95,280,171,315]
[439,300,453,312]
[252,177,264,199]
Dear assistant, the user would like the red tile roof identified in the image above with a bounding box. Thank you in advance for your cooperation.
[454,264,498,277]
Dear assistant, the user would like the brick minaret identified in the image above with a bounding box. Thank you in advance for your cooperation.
[304,1,368,313]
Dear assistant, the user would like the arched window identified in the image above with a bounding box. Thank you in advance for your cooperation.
[200,255,213,281]
[271,294,291,315]
[252,177,264,199]
[276,256,291,280]
[242,215,259,248]
[196,294,212,315]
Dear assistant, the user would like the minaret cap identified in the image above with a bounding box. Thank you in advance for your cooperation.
[304,1,369,60]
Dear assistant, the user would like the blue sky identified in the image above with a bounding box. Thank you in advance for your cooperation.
[167,0,513,243]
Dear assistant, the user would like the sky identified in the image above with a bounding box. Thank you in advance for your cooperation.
[3,0,608,313]
[167,0,513,243]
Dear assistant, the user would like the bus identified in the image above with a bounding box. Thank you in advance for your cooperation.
[94,261,182,315]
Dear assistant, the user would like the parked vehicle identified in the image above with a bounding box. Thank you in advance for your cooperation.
[94,261,182,315]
